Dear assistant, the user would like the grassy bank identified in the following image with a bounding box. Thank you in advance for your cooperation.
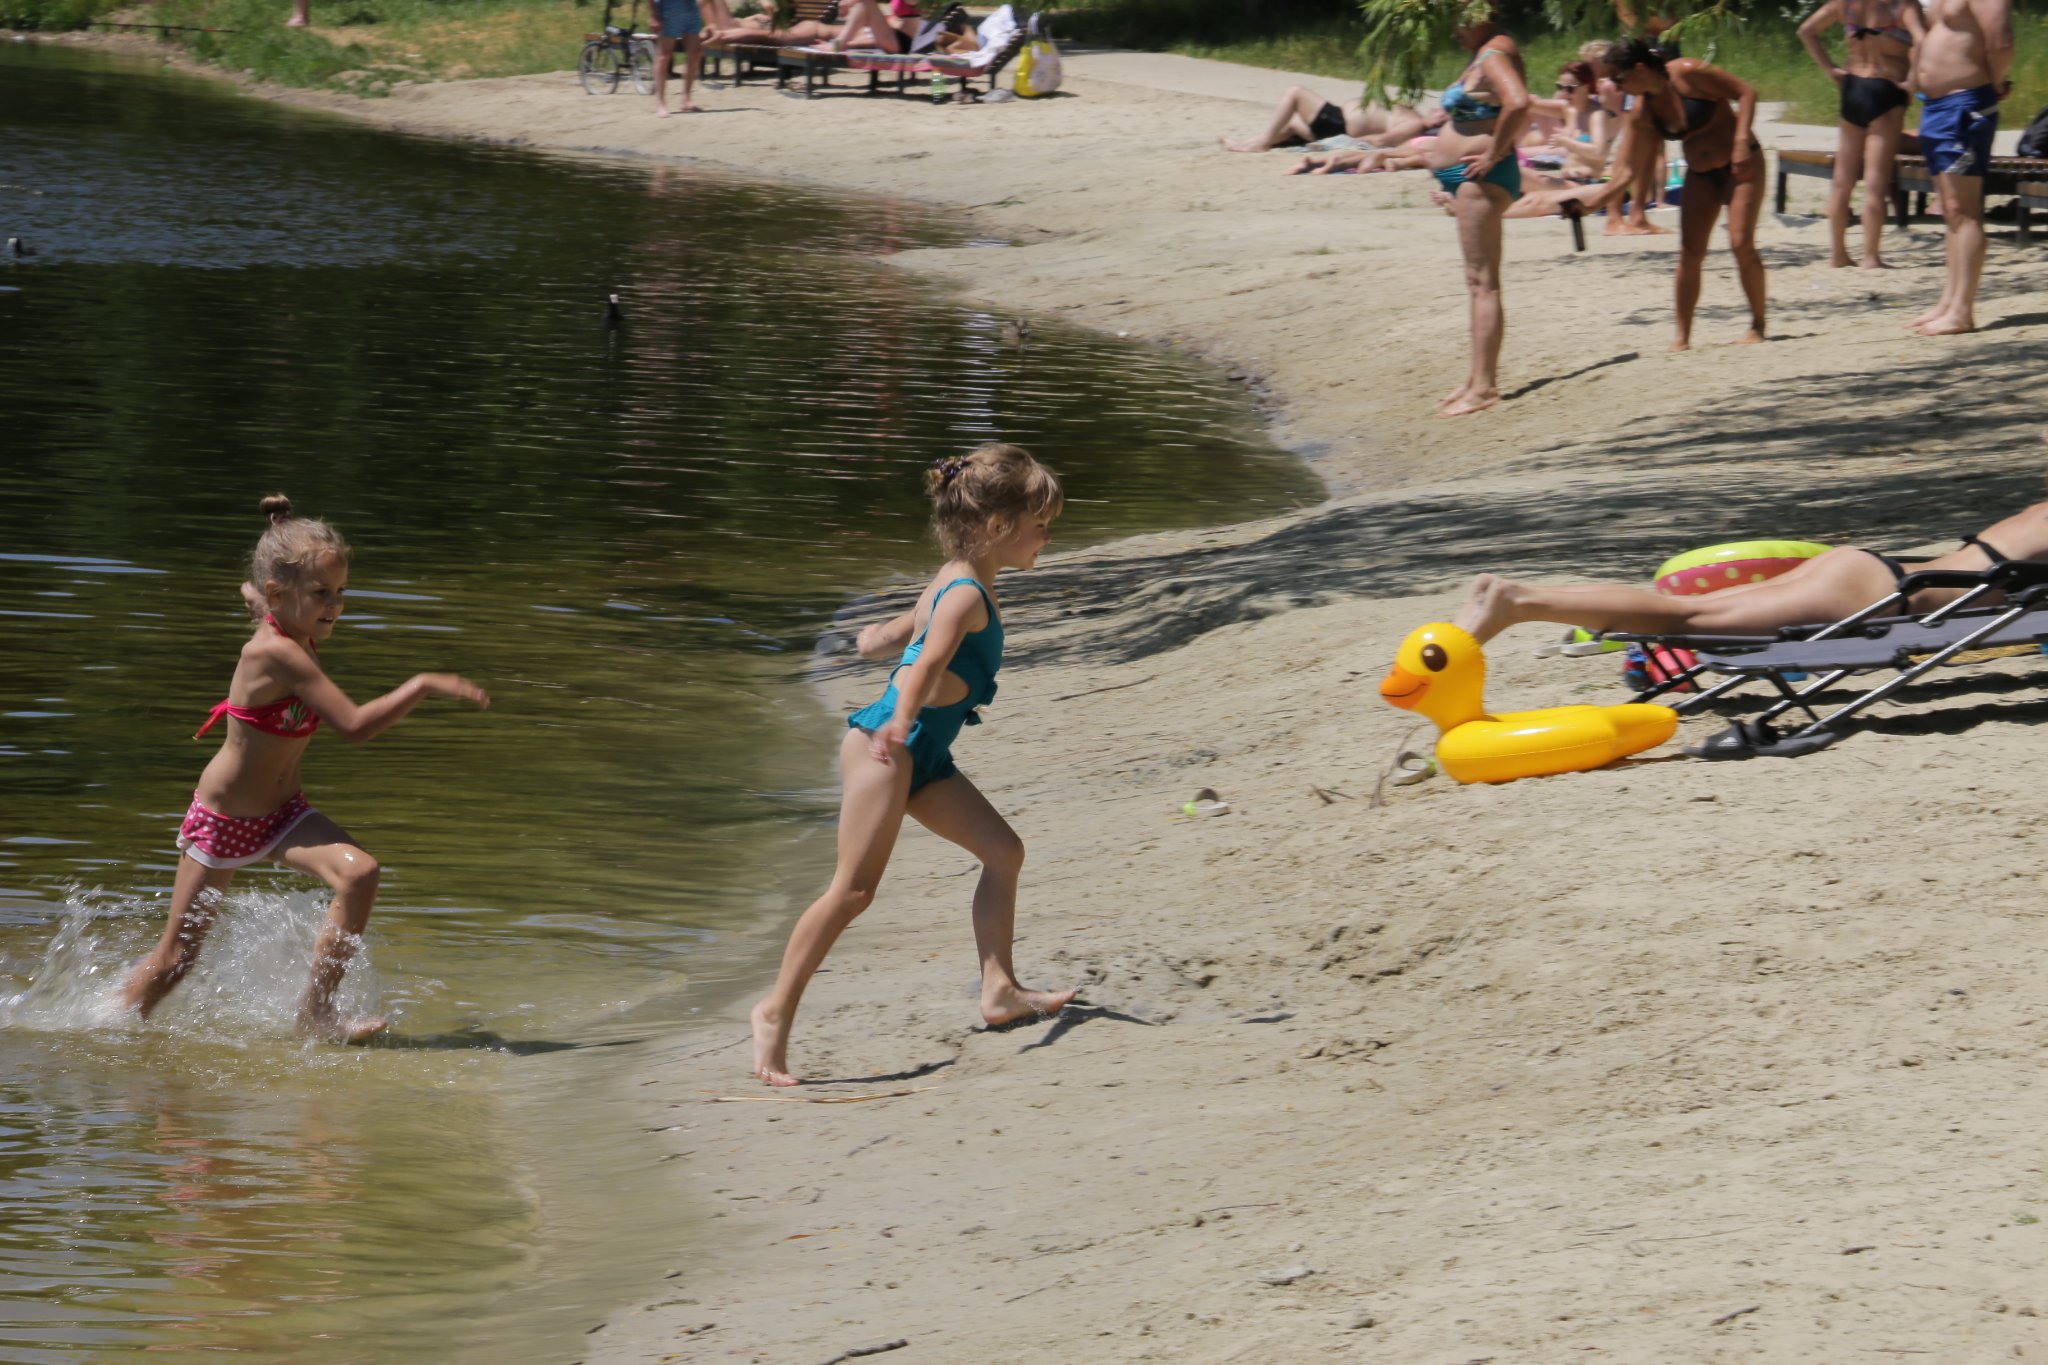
[1061,0,2048,127]
[9,0,2048,116]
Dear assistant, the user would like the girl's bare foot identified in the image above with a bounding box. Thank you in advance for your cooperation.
[1914,314,1976,336]
[750,999,799,1087]
[1830,252,1854,268]
[1437,388,1499,418]
[655,105,674,118]
[1668,337,1692,353]
[980,983,1076,1028]
[1860,258,1892,270]
[679,99,703,112]
[298,1009,388,1044]
[1735,328,1765,345]
[1907,304,1946,329]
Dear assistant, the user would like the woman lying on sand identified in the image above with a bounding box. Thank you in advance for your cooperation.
[1223,87,1442,153]
[1451,497,2048,645]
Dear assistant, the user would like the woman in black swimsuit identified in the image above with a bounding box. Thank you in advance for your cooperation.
[1610,40,1766,351]
[1798,0,1923,269]
[1536,40,1765,350]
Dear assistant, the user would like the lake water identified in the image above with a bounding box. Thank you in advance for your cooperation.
[0,43,1318,1363]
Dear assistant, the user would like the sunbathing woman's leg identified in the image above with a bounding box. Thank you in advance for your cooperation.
[1223,85,1332,153]
[1451,547,1903,645]
[826,0,901,50]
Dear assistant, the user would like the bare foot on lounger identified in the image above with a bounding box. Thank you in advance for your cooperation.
[1451,572,1523,644]
[981,982,1076,1028]
[751,998,799,1087]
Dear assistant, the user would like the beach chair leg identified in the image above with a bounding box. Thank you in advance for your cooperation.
[1752,602,2036,756]
[1893,184,1909,228]
[1775,169,1788,215]
[2020,200,2033,245]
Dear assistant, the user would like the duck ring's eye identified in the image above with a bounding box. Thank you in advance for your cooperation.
[1420,644,1448,672]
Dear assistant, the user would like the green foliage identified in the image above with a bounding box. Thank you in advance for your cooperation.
[0,0,126,32]
[1355,0,1490,105]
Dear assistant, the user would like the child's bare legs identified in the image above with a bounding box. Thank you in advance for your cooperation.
[752,728,913,1086]
[276,815,387,1043]
[122,856,236,1018]
[907,774,1075,1028]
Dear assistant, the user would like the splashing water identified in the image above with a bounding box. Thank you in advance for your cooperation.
[0,884,385,1042]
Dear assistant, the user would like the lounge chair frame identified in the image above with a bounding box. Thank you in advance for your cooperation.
[1566,559,2048,758]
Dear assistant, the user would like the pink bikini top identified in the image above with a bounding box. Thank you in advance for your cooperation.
[195,616,322,740]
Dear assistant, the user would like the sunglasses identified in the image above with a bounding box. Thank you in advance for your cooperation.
[1556,81,1580,90]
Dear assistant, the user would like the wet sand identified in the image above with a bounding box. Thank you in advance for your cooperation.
[30,32,2048,1360]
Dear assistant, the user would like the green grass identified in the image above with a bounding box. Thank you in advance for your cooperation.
[1062,0,2048,128]
[19,0,2048,114]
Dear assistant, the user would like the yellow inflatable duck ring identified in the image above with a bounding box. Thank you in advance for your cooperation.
[1379,623,1678,785]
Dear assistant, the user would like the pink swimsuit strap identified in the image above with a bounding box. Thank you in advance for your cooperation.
[195,615,322,740]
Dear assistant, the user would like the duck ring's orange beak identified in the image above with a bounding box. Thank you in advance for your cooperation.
[1379,665,1426,708]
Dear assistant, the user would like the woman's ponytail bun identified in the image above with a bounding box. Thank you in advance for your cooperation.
[259,493,294,525]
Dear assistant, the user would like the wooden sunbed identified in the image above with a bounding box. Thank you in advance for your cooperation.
[703,0,838,85]
[1775,146,2048,240]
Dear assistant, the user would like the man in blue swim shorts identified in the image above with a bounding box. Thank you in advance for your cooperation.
[1909,0,2013,334]
[651,0,705,117]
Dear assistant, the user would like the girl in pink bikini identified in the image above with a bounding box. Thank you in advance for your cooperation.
[120,495,488,1043]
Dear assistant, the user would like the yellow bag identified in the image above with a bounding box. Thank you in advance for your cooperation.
[1013,37,1062,98]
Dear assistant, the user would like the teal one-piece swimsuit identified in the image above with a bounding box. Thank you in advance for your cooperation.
[848,576,1003,793]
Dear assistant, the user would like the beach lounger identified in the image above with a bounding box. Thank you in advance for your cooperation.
[1563,558,2048,758]
[784,5,1029,99]
[1774,148,2048,240]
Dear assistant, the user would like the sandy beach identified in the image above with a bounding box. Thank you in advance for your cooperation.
[37,33,2048,1360]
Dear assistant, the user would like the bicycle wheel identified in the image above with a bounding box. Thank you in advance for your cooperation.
[629,38,656,95]
[579,40,621,95]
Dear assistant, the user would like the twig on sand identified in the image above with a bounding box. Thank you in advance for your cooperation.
[704,1086,935,1105]
[1709,1305,1761,1328]
[815,1338,909,1364]
[1048,673,1156,703]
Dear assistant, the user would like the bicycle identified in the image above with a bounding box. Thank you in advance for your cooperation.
[579,0,656,95]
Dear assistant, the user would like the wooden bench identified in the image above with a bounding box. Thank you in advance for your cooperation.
[1776,147,2048,240]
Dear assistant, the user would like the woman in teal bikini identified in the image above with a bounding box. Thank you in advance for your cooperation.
[1426,13,1531,419]
[750,443,1076,1087]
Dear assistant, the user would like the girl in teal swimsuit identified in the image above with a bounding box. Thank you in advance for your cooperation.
[751,443,1077,1087]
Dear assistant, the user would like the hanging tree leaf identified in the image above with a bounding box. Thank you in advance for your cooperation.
[1355,0,1755,104]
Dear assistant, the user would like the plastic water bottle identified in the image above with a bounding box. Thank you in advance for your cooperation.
[930,71,947,104]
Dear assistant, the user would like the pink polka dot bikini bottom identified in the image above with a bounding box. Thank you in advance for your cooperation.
[177,791,315,869]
